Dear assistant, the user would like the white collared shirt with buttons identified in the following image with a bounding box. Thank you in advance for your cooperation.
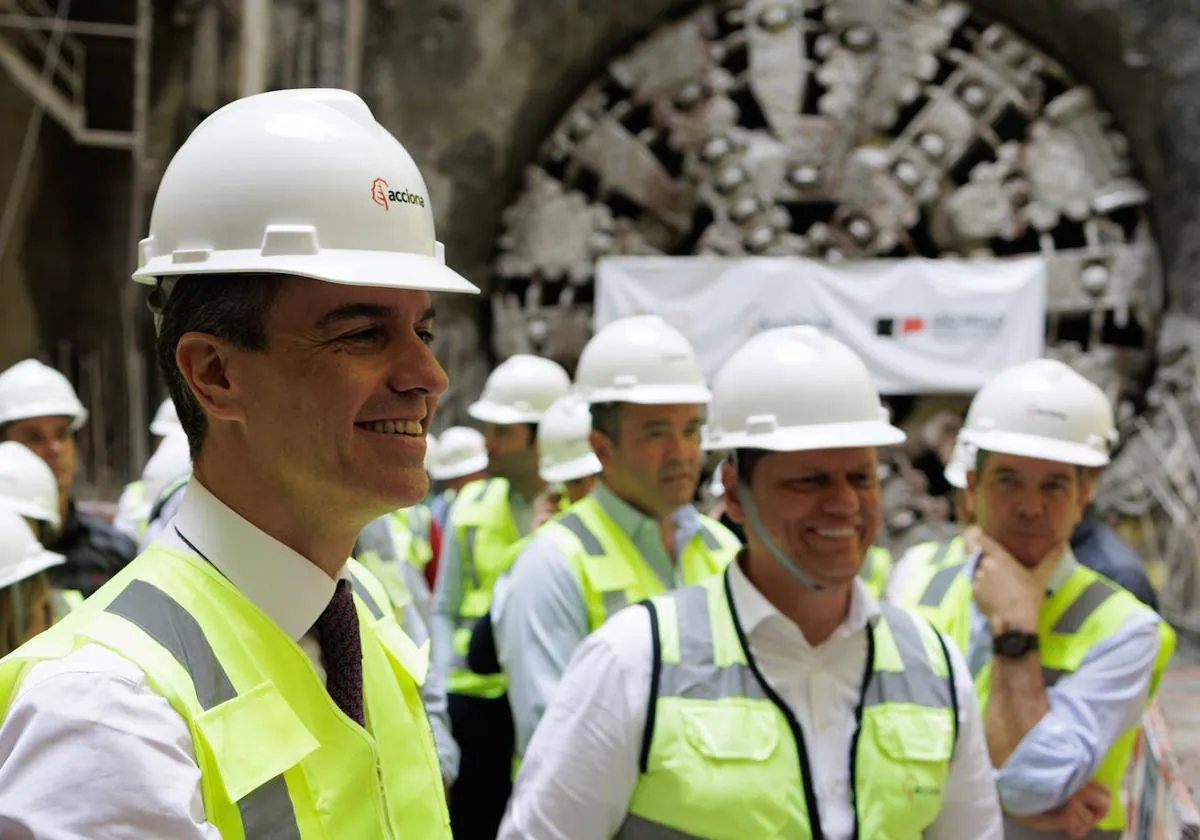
[500,560,1003,840]
[0,479,353,839]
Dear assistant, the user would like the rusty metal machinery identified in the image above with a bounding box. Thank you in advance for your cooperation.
[489,0,1200,617]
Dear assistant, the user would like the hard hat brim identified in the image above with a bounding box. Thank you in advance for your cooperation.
[581,383,713,406]
[149,419,181,436]
[959,428,1109,468]
[428,452,489,481]
[539,454,602,484]
[0,403,87,432]
[943,462,968,490]
[467,401,543,425]
[703,420,906,452]
[0,546,65,591]
[0,497,60,531]
[133,247,479,295]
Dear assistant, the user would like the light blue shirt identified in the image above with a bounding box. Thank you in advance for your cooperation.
[497,481,710,756]
[963,549,1162,817]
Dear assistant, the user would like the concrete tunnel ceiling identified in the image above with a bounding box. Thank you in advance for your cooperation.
[485,0,1200,615]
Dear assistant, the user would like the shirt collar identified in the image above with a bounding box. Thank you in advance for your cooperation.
[726,553,881,643]
[172,478,340,641]
[591,479,701,540]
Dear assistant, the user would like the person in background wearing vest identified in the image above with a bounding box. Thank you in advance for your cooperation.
[427,425,489,530]
[0,360,137,597]
[497,315,742,765]
[114,398,183,540]
[886,435,976,606]
[0,88,479,838]
[899,358,1175,839]
[431,354,570,839]
[500,327,1001,839]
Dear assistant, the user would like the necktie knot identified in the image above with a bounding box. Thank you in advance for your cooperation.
[315,578,365,726]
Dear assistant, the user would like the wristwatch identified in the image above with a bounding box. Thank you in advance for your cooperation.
[992,629,1040,659]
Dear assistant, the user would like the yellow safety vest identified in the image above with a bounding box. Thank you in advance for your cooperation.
[536,495,740,633]
[894,535,967,607]
[0,546,451,839]
[908,556,1175,832]
[449,478,523,698]
[622,569,957,839]
[388,506,433,572]
[859,545,894,599]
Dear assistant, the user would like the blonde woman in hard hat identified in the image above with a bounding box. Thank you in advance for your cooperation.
[0,89,478,838]
[500,326,1001,839]
[498,315,741,767]
[902,358,1175,839]
[0,508,66,657]
[0,359,136,596]
[429,354,570,839]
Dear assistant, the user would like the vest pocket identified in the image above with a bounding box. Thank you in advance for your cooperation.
[870,706,953,763]
[195,680,321,803]
[681,704,780,763]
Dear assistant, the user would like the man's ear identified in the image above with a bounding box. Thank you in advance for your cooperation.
[590,428,613,470]
[722,459,746,525]
[175,332,248,425]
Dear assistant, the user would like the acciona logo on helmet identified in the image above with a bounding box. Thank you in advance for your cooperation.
[371,177,427,211]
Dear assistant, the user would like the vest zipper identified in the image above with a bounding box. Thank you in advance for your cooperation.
[847,626,875,840]
[722,568,826,840]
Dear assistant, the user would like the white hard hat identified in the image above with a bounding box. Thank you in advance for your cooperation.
[537,395,602,484]
[574,315,712,406]
[142,427,193,505]
[0,507,64,591]
[132,89,478,296]
[468,355,571,425]
[943,435,976,490]
[703,327,905,452]
[149,398,181,437]
[428,426,488,481]
[0,441,60,530]
[0,359,88,431]
[424,431,439,471]
[959,358,1116,468]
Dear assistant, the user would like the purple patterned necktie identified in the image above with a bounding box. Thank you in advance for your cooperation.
[315,579,365,727]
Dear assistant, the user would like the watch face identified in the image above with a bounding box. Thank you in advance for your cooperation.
[994,631,1038,658]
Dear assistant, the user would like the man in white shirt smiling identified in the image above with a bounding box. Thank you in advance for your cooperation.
[0,88,478,838]
[500,327,1003,840]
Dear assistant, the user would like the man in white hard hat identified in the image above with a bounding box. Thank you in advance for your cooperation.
[0,359,137,596]
[500,327,1001,839]
[901,358,1175,839]
[427,425,489,529]
[0,88,478,838]
[499,315,741,763]
[113,398,183,540]
[430,354,569,837]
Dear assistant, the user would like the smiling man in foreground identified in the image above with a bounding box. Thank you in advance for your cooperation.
[0,88,478,838]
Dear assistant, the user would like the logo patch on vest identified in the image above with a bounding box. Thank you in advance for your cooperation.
[902,774,942,800]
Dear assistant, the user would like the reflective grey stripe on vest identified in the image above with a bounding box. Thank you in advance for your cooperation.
[698,526,721,552]
[349,572,384,620]
[657,584,768,702]
[463,526,481,588]
[473,479,493,503]
[603,590,630,618]
[558,512,605,556]
[106,580,301,840]
[1053,580,1115,634]
[865,606,954,710]
[919,562,966,607]
[617,812,707,839]
[930,538,954,568]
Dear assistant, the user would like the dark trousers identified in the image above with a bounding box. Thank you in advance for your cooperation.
[448,692,515,839]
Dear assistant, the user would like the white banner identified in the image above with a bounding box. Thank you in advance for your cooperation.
[594,255,1046,394]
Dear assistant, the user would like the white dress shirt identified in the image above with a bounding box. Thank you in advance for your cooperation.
[500,560,1003,840]
[0,478,348,839]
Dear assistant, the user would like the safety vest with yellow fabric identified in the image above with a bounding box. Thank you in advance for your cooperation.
[388,506,433,573]
[535,495,741,633]
[858,545,894,599]
[906,554,1175,833]
[619,568,958,840]
[449,478,523,698]
[894,535,967,607]
[0,545,451,839]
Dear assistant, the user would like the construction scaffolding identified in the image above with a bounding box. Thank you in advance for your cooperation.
[0,0,154,486]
